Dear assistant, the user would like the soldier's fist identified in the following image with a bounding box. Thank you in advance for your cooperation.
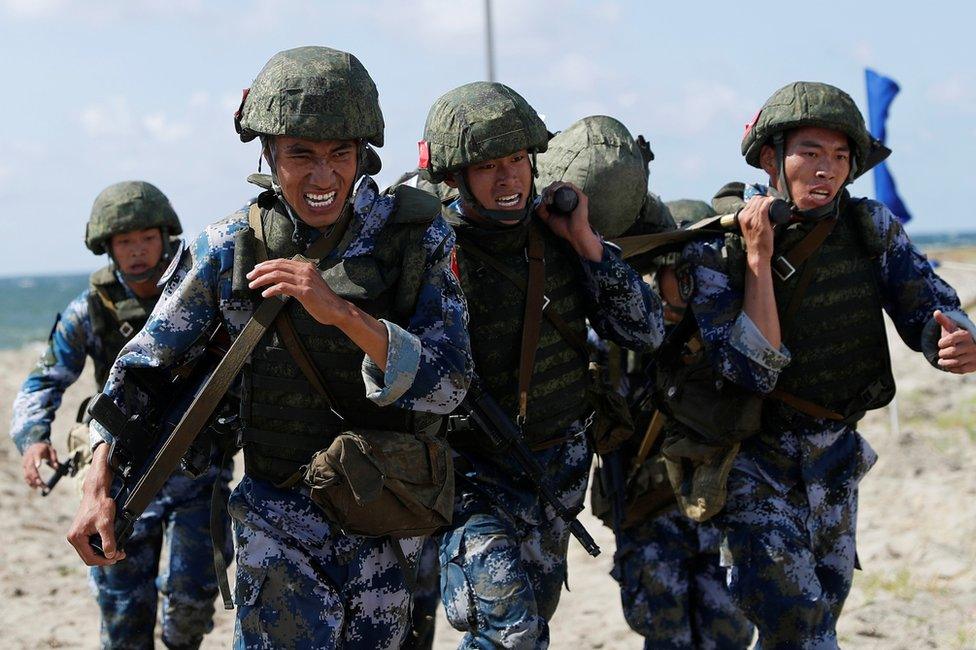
[934,310,976,374]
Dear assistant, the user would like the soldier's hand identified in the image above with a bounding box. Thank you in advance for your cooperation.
[536,182,603,262]
[67,446,124,566]
[22,442,58,489]
[934,310,976,374]
[247,259,351,326]
[738,195,777,266]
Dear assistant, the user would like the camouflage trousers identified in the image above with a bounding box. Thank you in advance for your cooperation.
[439,493,570,650]
[90,468,232,650]
[612,509,753,650]
[229,475,422,649]
[403,534,441,650]
[715,427,876,650]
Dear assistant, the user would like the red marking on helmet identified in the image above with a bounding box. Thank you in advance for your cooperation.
[418,140,430,170]
[234,88,251,133]
[743,110,761,136]
[450,247,460,280]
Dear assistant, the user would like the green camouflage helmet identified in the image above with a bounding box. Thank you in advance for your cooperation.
[626,192,675,236]
[741,82,872,177]
[85,181,182,255]
[419,81,548,184]
[666,198,716,228]
[536,116,649,238]
[235,46,384,148]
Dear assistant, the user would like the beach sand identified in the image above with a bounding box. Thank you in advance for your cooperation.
[0,250,973,649]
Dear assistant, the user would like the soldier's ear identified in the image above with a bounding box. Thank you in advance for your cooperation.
[759,144,778,179]
[443,173,458,189]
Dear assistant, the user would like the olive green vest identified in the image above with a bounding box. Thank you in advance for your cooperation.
[87,265,155,388]
[766,199,894,423]
[450,213,589,445]
[240,189,442,484]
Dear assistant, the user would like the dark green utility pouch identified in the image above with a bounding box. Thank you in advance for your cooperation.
[292,429,454,538]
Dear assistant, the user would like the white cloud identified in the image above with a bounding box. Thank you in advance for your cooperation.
[188,91,210,109]
[0,0,66,17]
[78,95,203,143]
[549,53,606,93]
[649,81,749,136]
[79,96,136,137]
[928,75,976,107]
[142,113,191,142]
[852,41,873,66]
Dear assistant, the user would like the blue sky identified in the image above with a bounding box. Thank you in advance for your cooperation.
[0,0,973,277]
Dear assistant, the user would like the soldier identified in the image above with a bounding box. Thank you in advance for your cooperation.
[591,195,755,650]
[419,84,664,648]
[67,46,472,649]
[676,81,976,648]
[10,180,233,649]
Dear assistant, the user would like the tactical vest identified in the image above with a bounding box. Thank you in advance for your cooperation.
[451,214,589,445]
[239,190,442,484]
[87,266,155,388]
[765,199,894,424]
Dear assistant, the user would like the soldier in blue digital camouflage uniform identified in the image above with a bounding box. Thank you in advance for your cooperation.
[590,193,754,650]
[67,46,473,650]
[419,84,664,649]
[678,81,976,649]
[10,180,233,650]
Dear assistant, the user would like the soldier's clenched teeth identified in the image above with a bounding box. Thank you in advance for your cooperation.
[495,193,521,208]
[304,191,337,208]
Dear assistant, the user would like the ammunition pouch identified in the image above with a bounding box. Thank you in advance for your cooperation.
[292,427,453,538]
[661,425,739,523]
[656,352,762,446]
[586,364,635,455]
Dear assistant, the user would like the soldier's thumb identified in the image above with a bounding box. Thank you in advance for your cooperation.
[934,310,959,334]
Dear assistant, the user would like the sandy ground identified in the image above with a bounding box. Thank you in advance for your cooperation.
[0,250,974,649]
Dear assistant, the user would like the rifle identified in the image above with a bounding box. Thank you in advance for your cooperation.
[456,378,601,558]
[86,320,241,556]
[40,449,83,496]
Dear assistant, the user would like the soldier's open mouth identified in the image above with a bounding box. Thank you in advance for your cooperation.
[304,191,337,209]
[495,193,521,208]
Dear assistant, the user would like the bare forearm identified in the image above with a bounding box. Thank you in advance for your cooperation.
[84,443,114,498]
[335,301,390,372]
[743,255,781,350]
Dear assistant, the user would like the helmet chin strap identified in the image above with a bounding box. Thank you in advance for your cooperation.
[773,133,843,222]
[453,152,539,226]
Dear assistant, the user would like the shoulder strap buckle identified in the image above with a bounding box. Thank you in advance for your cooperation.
[772,255,796,281]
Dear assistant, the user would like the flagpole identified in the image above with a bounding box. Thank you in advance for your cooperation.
[484,0,496,81]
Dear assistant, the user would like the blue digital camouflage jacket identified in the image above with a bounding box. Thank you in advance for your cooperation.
[92,178,473,446]
[10,286,110,453]
[681,183,975,490]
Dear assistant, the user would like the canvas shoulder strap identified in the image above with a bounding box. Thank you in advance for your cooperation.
[459,236,589,357]
[517,224,546,421]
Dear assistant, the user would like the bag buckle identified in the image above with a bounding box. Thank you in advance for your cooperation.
[772,256,796,281]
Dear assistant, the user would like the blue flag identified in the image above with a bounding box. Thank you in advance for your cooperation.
[865,69,911,223]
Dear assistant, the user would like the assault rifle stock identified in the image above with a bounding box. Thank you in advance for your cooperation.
[85,322,240,557]
[457,378,601,558]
